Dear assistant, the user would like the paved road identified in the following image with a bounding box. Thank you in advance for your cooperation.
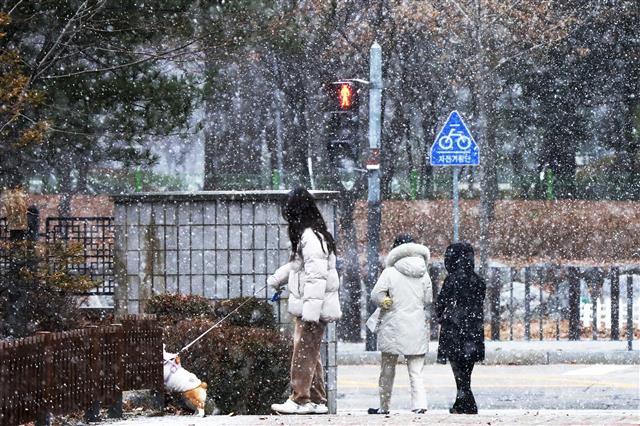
[337,363,639,411]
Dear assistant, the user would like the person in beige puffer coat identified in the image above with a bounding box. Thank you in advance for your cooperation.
[367,234,432,415]
[268,187,341,415]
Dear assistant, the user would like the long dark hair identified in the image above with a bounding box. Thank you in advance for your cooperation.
[282,187,336,258]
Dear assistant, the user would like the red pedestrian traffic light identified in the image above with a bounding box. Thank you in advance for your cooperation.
[331,82,357,110]
[339,83,353,109]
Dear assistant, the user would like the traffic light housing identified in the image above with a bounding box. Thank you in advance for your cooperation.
[327,81,360,162]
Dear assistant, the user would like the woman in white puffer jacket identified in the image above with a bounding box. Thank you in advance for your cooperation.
[268,187,341,415]
[367,234,432,415]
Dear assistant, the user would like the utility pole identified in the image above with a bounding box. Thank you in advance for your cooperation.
[365,42,382,351]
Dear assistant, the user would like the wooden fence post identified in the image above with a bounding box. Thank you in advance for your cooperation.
[84,326,101,423]
[150,320,165,411]
[108,324,124,419]
[35,332,52,426]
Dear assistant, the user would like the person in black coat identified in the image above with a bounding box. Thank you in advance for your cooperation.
[435,242,486,414]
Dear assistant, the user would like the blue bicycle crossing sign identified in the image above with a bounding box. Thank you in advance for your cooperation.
[430,111,479,166]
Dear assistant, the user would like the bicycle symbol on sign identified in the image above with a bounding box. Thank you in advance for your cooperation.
[437,126,472,151]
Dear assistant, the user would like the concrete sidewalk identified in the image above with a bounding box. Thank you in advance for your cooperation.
[103,410,639,425]
[338,340,640,365]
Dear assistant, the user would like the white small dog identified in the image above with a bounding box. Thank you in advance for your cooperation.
[163,345,208,416]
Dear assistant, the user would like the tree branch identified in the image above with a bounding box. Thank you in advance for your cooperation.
[33,0,107,81]
[447,0,471,23]
[7,0,23,15]
[43,36,206,79]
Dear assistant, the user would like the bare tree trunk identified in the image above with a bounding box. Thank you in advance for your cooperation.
[475,1,498,278]
[282,77,311,187]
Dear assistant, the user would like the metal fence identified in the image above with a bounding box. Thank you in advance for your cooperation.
[0,316,162,426]
[45,217,115,294]
[429,264,637,347]
[2,214,636,344]
[0,216,115,294]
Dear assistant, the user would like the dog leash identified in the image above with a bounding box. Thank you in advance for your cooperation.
[165,284,270,363]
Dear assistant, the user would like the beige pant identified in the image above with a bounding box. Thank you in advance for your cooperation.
[379,352,427,411]
[290,318,326,405]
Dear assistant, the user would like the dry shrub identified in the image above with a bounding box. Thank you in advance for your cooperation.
[213,297,277,330]
[145,293,215,323]
[163,320,291,415]
[484,320,640,340]
[145,294,276,329]
[353,200,640,264]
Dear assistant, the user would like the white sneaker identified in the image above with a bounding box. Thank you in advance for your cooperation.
[311,403,329,414]
[271,399,314,414]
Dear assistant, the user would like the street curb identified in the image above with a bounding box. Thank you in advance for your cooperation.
[337,350,640,365]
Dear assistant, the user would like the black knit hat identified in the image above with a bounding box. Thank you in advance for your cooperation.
[392,233,415,249]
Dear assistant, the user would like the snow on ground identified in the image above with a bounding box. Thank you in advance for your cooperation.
[100,410,639,425]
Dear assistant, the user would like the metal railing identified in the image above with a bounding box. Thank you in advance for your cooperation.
[429,264,637,348]
[45,217,115,294]
[0,216,115,295]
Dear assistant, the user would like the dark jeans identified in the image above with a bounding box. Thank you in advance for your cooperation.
[449,359,477,413]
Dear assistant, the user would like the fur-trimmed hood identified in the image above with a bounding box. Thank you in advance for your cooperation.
[385,243,430,278]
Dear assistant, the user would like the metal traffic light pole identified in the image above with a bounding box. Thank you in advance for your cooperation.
[327,79,363,342]
[365,42,382,351]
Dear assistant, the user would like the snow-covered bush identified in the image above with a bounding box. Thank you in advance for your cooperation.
[163,320,291,415]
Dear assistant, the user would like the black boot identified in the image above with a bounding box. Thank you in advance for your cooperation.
[457,393,477,414]
[450,391,477,414]
[449,390,464,413]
